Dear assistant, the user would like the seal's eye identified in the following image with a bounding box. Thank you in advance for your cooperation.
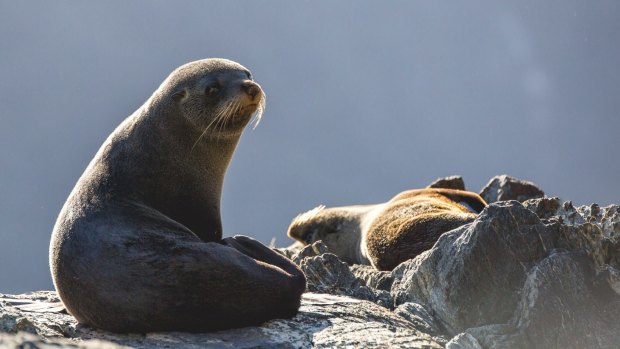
[205,83,220,95]
[245,71,252,80]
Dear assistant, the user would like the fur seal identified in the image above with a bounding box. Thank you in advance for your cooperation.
[288,188,487,271]
[49,58,306,333]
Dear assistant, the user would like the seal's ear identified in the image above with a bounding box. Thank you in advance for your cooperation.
[172,89,187,102]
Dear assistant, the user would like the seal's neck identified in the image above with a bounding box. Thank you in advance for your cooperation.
[111,104,243,242]
[325,205,375,265]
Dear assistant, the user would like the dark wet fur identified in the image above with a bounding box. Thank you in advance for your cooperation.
[50,59,305,333]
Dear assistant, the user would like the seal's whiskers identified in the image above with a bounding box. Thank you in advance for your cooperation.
[251,92,266,129]
[191,98,233,152]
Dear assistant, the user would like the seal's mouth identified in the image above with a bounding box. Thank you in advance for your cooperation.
[228,103,258,125]
[238,103,258,116]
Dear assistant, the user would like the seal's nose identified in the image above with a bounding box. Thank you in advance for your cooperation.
[241,81,260,100]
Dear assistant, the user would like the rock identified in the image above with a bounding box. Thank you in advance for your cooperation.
[0,294,71,337]
[524,198,620,271]
[603,265,620,296]
[453,324,520,349]
[522,196,561,220]
[349,264,394,291]
[540,199,620,235]
[462,251,620,349]
[445,332,484,349]
[427,175,466,190]
[300,253,392,308]
[0,314,37,335]
[511,251,620,348]
[291,240,330,265]
[300,253,365,292]
[288,241,393,308]
[274,241,305,260]
[480,175,544,203]
[391,201,555,335]
[393,302,445,339]
[0,332,130,349]
[0,292,443,349]
[388,197,620,348]
[302,295,442,349]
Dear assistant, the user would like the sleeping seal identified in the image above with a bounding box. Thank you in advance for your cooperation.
[288,188,487,271]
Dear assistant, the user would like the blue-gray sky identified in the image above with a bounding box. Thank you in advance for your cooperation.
[1,1,619,293]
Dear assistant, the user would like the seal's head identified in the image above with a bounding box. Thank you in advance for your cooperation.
[287,205,329,245]
[287,205,372,263]
[158,58,265,138]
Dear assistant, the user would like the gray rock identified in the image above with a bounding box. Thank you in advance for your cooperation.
[391,201,555,335]
[457,324,521,349]
[524,198,620,271]
[386,196,620,348]
[0,314,37,335]
[540,199,620,235]
[0,296,70,337]
[603,264,620,296]
[349,264,394,291]
[445,332,484,349]
[302,294,442,348]
[0,332,130,349]
[480,175,544,203]
[463,251,620,349]
[287,241,393,307]
[427,175,466,190]
[393,302,445,339]
[0,292,442,349]
[291,240,330,265]
[522,196,561,220]
[300,253,392,308]
[300,253,364,292]
[512,251,620,348]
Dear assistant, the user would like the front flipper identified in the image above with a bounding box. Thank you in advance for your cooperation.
[221,235,306,283]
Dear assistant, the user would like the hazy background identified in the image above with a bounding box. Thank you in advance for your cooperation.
[1,1,619,293]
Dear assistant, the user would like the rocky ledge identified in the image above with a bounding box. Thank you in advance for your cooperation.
[2,175,619,348]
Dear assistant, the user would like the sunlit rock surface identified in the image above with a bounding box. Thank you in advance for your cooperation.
[391,201,555,334]
[480,174,545,203]
[0,292,442,349]
[2,175,619,348]
[427,175,466,191]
